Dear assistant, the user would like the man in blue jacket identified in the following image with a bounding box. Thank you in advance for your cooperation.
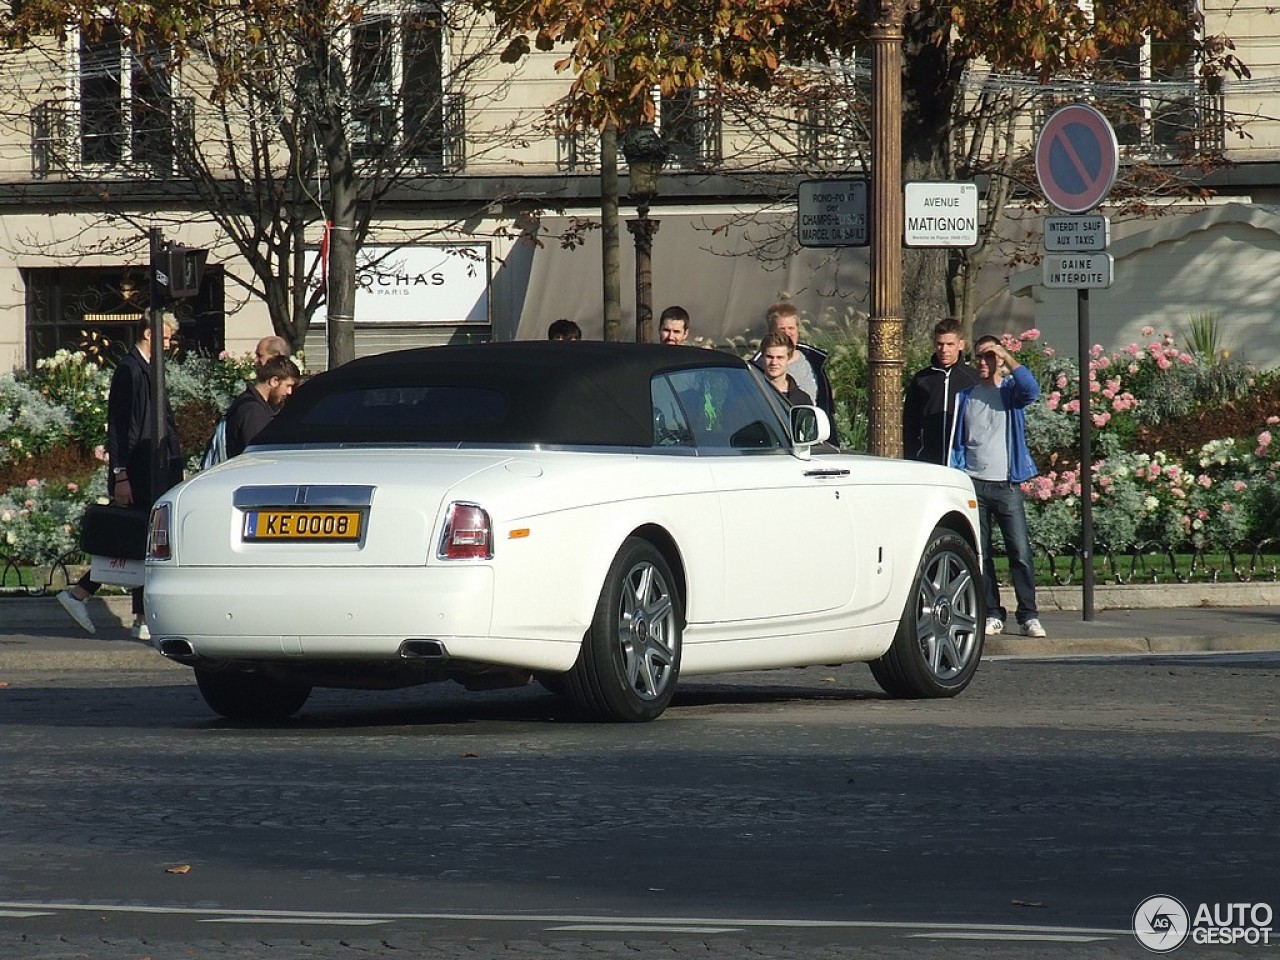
[950,335,1045,639]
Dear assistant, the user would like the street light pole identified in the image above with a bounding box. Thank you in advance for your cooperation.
[867,0,907,458]
[627,209,659,344]
[622,127,667,344]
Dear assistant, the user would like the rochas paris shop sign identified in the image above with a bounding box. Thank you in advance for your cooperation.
[310,243,491,324]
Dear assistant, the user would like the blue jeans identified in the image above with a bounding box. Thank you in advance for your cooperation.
[972,478,1038,626]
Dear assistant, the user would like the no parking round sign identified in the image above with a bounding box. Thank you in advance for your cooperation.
[1035,104,1119,214]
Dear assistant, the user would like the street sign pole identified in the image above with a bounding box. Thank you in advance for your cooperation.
[1036,103,1118,622]
[1077,288,1095,620]
[147,227,169,511]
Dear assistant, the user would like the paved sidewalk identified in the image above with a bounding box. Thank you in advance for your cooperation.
[3,582,1279,657]
[986,582,1280,656]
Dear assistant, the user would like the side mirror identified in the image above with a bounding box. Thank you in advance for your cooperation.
[790,405,831,458]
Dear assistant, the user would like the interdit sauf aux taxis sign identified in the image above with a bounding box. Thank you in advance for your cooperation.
[1133,896,1273,952]
[309,243,491,324]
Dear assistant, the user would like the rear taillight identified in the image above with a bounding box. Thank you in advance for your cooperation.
[438,502,492,560]
[148,503,171,561]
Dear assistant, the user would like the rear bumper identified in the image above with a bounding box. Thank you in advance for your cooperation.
[143,564,580,673]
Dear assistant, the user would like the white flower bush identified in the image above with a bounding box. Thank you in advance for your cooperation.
[0,347,250,575]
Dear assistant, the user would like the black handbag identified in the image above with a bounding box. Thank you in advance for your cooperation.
[79,503,149,561]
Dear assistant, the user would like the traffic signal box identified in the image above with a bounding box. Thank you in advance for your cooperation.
[166,243,208,299]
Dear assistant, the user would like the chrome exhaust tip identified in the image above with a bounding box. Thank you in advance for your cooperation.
[157,637,199,664]
[399,639,448,660]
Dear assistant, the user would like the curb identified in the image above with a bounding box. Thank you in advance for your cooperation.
[1039,581,1280,611]
[985,635,1280,657]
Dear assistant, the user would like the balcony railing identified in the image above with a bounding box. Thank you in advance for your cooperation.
[556,101,723,173]
[31,97,195,179]
[798,101,870,168]
[1040,82,1226,160]
[33,93,465,180]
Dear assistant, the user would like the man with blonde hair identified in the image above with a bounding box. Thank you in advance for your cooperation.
[753,302,838,442]
[756,331,813,405]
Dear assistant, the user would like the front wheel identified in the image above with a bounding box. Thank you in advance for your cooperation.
[194,667,312,721]
[564,537,683,722]
[870,527,983,699]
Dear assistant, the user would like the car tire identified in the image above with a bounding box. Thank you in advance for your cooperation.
[564,537,683,722]
[194,667,312,721]
[870,527,984,699]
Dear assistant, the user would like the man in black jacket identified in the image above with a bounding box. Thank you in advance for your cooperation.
[903,316,980,464]
[58,317,183,640]
[225,356,301,458]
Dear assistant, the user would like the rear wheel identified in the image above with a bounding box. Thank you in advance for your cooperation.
[870,527,983,699]
[564,537,683,722]
[194,667,312,721]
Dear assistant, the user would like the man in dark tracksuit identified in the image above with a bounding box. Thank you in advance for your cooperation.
[903,316,980,464]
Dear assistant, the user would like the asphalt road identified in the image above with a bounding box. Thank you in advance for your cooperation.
[1,633,1277,959]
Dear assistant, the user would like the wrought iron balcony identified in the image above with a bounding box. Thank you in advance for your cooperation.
[1040,82,1227,161]
[556,99,723,173]
[33,92,465,180]
[31,96,195,179]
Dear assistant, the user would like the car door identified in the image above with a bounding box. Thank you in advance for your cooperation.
[666,367,857,621]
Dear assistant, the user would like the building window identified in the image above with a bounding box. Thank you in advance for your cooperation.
[556,126,599,173]
[350,7,457,169]
[1092,0,1212,157]
[77,21,174,168]
[659,87,721,170]
[790,59,871,169]
[31,20,183,178]
[24,267,224,368]
[799,97,870,168]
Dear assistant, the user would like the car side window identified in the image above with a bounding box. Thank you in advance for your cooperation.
[666,369,787,452]
[650,376,695,447]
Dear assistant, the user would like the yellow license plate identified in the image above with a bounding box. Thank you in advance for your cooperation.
[243,509,363,542]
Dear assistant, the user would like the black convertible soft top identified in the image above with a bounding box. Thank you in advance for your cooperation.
[257,341,750,448]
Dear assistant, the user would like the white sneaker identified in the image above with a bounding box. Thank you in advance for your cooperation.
[131,622,151,642]
[1022,618,1047,638]
[985,617,1004,636]
[57,590,96,635]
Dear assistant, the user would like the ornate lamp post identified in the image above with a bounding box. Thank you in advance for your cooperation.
[622,127,667,343]
[867,0,907,458]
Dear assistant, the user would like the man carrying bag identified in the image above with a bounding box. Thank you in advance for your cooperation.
[58,317,183,641]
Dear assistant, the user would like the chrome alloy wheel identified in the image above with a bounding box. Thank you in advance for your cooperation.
[914,547,981,681]
[616,558,679,700]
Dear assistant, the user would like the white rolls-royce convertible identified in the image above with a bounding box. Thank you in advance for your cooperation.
[145,341,985,722]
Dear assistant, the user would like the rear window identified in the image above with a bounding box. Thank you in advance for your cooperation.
[304,386,509,432]
[300,386,509,433]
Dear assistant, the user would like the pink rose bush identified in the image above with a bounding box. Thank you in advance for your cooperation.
[1004,328,1280,554]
